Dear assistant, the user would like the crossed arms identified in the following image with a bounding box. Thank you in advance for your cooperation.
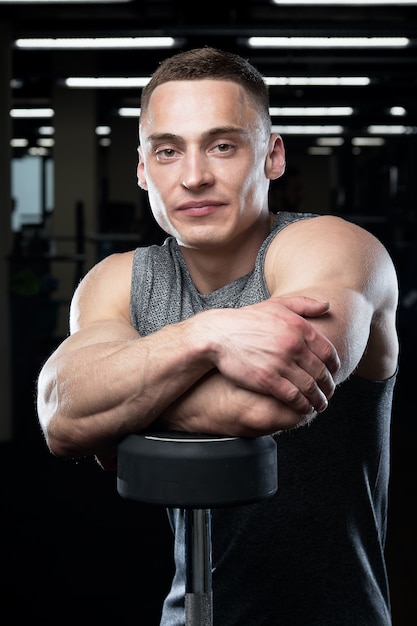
[36,216,399,470]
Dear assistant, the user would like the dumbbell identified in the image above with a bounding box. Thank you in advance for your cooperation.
[117,431,278,625]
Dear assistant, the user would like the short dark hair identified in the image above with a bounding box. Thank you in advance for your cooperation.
[140,47,271,129]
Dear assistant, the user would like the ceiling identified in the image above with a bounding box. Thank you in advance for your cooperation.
[3,0,417,150]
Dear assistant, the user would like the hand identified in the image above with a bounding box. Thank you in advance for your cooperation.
[202,296,339,415]
[156,370,316,436]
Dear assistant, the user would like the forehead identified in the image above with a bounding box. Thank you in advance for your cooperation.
[140,79,260,135]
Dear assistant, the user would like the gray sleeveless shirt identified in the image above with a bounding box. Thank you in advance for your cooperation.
[130,211,395,626]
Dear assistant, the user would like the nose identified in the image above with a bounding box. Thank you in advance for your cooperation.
[181,150,214,190]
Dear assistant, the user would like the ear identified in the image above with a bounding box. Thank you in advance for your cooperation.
[265,134,286,181]
[137,147,148,190]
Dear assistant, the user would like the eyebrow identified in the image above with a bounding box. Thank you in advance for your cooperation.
[145,126,248,145]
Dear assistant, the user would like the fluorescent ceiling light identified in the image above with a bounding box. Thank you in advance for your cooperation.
[68,76,369,89]
[2,1,131,3]
[390,106,406,116]
[65,77,150,88]
[308,147,333,155]
[272,1,417,5]
[119,107,140,117]
[119,107,352,119]
[37,138,55,147]
[270,106,353,116]
[14,37,179,50]
[265,76,370,86]
[29,147,49,156]
[11,138,29,148]
[368,125,415,134]
[272,125,344,134]
[38,126,54,135]
[248,36,409,48]
[10,108,54,118]
[317,137,345,146]
[96,126,111,135]
[352,137,386,146]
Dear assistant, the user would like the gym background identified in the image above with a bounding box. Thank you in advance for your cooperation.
[0,1,416,624]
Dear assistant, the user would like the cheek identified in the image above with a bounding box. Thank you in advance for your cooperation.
[237,163,268,205]
[147,184,165,216]
[145,183,176,233]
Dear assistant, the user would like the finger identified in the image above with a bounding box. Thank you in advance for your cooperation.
[301,323,341,378]
[292,345,337,404]
[265,298,340,376]
[263,370,329,415]
[296,353,336,402]
[272,295,330,318]
[314,361,337,399]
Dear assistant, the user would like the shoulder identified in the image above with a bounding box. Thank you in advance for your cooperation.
[271,213,380,249]
[76,250,135,293]
[70,251,135,331]
[268,214,394,277]
[266,214,398,309]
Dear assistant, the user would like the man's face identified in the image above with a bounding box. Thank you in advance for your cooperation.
[137,79,284,251]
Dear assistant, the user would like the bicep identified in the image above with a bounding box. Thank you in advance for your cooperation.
[305,287,374,381]
[266,216,398,381]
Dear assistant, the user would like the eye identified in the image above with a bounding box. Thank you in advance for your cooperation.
[155,147,177,161]
[213,142,235,154]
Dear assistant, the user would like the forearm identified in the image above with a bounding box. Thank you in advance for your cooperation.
[37,296,338,460]
[37,318,215,458]
[155,370,314,436]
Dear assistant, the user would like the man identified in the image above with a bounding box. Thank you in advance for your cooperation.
[37,47,399,625]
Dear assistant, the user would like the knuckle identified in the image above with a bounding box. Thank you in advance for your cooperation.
[304,376,319,396]
[279,380,311,413]
[279,333,304,357]
[285,384,303,405]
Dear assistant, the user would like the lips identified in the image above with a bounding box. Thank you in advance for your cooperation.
[175,200,226,218]
[176,200,224,211]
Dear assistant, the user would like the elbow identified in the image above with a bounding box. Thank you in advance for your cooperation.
[37,392,61,457]
[45,427,73,458]
[37,372,81,458]
[39,403,109,460]
[37,409,74,458]
[43,417,92,459]
[37,398,82,459]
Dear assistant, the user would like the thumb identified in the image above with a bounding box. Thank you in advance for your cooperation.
[274,295,330,318]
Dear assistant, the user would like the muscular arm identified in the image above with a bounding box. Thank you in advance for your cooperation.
[157,216,399,435]
[36,252,213,462]
[37,243,340,468]
[266,215,399,382]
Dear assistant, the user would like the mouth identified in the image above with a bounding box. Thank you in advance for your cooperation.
[176,200,225,216]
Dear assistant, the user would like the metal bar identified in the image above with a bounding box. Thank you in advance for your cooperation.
[184,508,213,625]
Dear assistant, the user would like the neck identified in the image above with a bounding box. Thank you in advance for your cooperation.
[179,214,274,294]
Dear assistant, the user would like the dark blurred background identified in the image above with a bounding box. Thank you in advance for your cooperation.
[0,1,416,624]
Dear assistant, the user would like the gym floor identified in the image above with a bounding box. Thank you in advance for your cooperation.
[1,310,416,625]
